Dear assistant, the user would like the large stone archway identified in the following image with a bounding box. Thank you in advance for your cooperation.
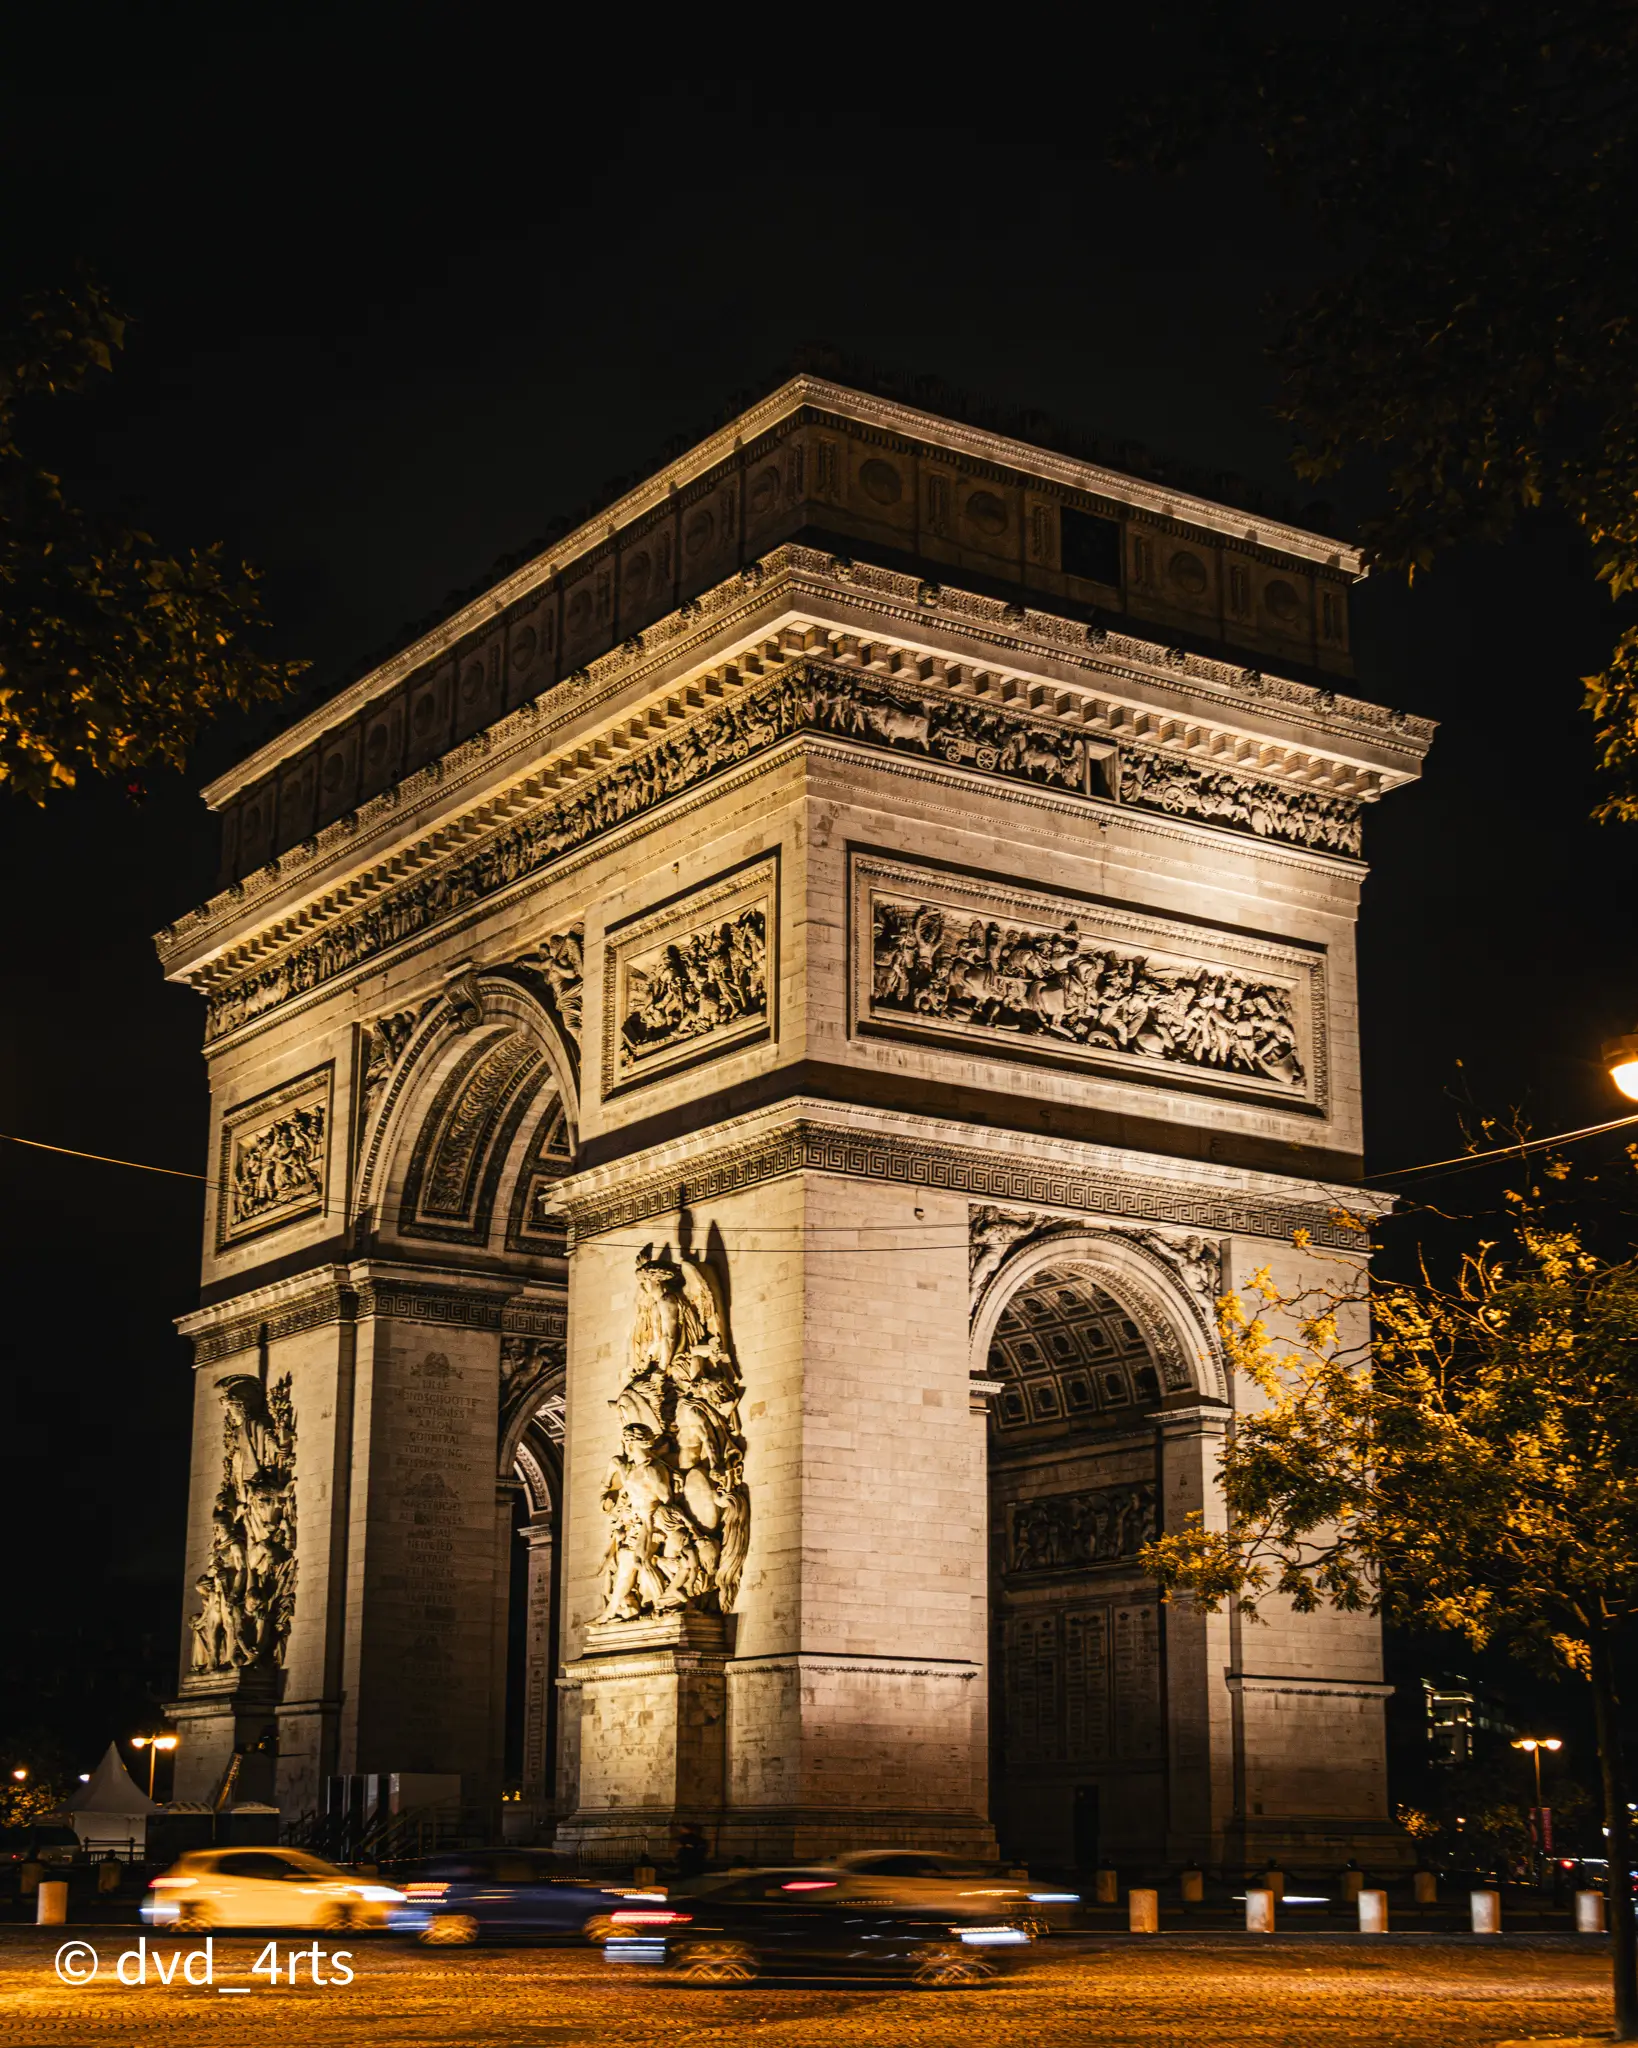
[970,1226,1224,1867]
[160,378,1425,1864]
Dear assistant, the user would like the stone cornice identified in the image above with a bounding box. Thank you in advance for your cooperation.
[176,1263,354,1367]
[545,1097,1388,1251]
[201,377,1367,811]
[1225,1673,1395,1698]
[178,1260,566,1362]
[157,548,1430,993]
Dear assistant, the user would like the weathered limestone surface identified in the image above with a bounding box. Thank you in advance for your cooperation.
[156,382,1430,1865]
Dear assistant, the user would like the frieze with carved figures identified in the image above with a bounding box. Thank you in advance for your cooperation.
[201,663,1350,1043]
[1118,749,1362,856]
[853,854,1324,1108]
[603,857,775,1095]
[216,1065,333,1249]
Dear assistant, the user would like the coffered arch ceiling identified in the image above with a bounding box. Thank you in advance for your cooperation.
[987,1265,1162,1436]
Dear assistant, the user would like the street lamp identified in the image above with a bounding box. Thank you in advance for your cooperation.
[1605,1034,1638,1101]
[129,1735,178,1800]
[1513,1735,1563,1870]
[1512,1735,1564,1806]
[10,1768,25,1783]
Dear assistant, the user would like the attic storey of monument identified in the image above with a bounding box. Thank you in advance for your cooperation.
[155,377,1428,1866]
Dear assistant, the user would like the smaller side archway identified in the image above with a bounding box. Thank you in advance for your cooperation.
[499,1345,565,1816]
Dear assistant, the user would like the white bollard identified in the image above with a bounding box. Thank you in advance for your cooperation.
[36,1880,67,1926]
[1413,1869,1437,1906]
[1577,1890,1607,1934]
[1095,1867,1119,1906]
[1128,1888,1159,1933]
[1341,1868,1364,1904]
[1180,1868,1204,1904]
[1470,1888,1501,1934]
[1245,1887,1276,1933]
[1357,1889,1388,1933]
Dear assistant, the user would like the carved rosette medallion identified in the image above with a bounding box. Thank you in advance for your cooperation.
[602,857,775,1097]
[853,853,1324,1109]
[187,1373,297,1678]
[216,1066,333,1249]
[597,1243,750,1625]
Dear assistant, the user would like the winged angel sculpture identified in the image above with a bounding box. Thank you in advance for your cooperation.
[598,1244,750,1623]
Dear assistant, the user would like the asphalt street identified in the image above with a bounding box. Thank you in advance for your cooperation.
[0,1929,1617,2046]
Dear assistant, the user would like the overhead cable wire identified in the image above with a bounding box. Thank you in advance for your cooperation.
[1367,1112,1638,1184]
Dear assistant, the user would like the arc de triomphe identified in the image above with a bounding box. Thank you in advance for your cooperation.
[157,377,1429,1868]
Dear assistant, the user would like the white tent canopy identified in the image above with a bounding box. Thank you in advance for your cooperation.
[63,1742,157,1849]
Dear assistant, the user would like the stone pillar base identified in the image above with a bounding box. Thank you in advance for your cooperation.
[554,1624,729,1860]
[166,1672,282,1806]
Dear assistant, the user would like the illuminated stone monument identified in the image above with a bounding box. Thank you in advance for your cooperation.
[157,375,1430,1866]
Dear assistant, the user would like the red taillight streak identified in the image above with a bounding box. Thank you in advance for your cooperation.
[781,1881,837,1891]
[610,1910,692,1925]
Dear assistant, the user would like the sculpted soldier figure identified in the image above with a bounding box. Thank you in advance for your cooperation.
[597,1243,751,1624]
[186,1373,297,1676]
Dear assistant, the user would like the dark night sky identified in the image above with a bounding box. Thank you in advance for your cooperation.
[4,30,1634,1782]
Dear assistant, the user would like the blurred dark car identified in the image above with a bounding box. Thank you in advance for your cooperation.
[387,1848,657,1945]
[603,1865,1033,1985]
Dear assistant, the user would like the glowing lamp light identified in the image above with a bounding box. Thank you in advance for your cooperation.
[10,1768,25,1782]
[78,1773,90,1783]
[1606,1033,1638,1101]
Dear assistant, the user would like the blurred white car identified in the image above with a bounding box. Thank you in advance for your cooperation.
[830,1851,1077,1934]
[143,1847,404,1931]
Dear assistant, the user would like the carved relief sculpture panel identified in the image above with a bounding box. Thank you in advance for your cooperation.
[602,856,775,1097]
[1006,1482,1158,1574]
[216,1065,333,1250]
[187,1373,297,1678]
[597,1244,750,1624]
[852,853,1325,1110]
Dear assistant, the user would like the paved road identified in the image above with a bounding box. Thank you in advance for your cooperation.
[0,1930,1615,2046]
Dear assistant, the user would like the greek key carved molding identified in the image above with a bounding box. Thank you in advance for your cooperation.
[189,1284,353,1368]
[558,1116,1367,1250]
[352,1281,510,1329]
[1117,748,1362,856]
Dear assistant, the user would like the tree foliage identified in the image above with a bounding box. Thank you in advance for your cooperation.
[1117,6,1638,817]
[1149,1225,1638,1667]
[1144,1207,1638,2027]
[0,277,305,801]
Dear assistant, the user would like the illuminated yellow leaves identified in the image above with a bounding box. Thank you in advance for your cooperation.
[1145,1216,1638,1681]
